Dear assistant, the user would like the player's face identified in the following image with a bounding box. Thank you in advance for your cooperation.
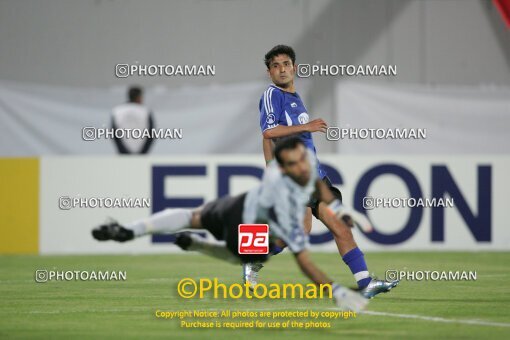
[279,145,311,186]
[267,54,296,88]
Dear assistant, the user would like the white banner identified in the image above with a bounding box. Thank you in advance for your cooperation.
[39,155,510,254]
[0,81,285,156]
[334,81,510,154]
[2,80,509,156]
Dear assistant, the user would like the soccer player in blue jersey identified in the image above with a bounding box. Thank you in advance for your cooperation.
[243,45,398,298]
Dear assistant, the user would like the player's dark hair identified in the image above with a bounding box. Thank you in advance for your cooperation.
[128,86,143,102]
[264,45,296,69]
[274,136,304,165]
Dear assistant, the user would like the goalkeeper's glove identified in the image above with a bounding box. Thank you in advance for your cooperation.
[331,283,369,312]
[327,199,374,233]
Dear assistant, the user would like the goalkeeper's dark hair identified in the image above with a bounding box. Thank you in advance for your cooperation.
[274,136,305,165]
[264,45,296,69]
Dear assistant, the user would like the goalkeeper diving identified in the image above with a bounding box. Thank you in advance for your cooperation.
[92,137,378,312]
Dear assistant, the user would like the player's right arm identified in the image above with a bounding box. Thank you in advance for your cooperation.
[262,119,328,139]
[266,190,368,311]
[293,248,369,312]
[259,87,327,141]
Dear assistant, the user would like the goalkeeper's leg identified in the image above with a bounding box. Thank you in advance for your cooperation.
[174,232,241,264]
[92,207,200,242]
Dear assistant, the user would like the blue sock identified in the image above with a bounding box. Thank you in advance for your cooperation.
[270,245,283,256]
[342,247,371,289]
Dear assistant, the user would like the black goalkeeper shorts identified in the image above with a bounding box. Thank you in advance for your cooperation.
[200,193,270,263]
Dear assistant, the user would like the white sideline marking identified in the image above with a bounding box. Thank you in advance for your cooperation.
[361,310,510,328]
[202,307,510,328]
[11,307,510,328]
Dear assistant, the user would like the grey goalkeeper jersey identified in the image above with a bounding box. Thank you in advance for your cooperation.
[242,150,318,253]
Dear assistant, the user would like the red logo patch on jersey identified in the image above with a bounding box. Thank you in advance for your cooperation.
[238,224,269,254]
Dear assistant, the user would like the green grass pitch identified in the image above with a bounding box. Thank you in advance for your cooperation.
[0,252,509,339]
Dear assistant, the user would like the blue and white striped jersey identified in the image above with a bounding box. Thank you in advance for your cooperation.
[259,84,327,179]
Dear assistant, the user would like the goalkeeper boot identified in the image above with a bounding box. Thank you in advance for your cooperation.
[92,220,134,242]
[174,232,193,250]
[243,262,264,290]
